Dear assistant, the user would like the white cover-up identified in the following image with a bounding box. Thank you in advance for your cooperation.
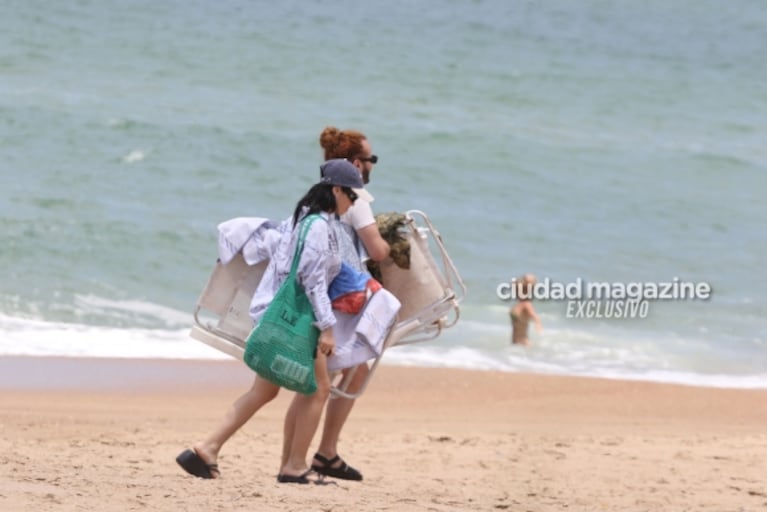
[216,214,401,371]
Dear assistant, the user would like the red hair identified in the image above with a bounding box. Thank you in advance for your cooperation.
[319,126,367,160]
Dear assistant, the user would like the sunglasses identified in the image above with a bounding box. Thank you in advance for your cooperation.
[357,154,378,164]
[343,187,358,202]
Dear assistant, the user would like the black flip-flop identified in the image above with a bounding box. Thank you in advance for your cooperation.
[176,449,219,479]
[276,469,314,484]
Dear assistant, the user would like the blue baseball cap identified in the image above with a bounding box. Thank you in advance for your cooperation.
[319,159,373,202]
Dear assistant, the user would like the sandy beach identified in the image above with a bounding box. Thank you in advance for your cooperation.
[1,356,766,512]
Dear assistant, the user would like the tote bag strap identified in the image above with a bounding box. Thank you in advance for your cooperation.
[288,213,325,279]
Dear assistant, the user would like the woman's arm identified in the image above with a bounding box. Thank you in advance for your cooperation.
[295,219,336,330]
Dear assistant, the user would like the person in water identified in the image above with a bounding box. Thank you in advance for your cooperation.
[509,274,543,346]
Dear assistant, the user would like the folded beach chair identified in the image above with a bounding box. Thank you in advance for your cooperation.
[189,209,466,399]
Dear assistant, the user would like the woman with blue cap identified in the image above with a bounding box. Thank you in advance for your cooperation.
[177,159,369,484]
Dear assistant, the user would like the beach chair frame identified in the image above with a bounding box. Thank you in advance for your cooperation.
[189,209,466,399]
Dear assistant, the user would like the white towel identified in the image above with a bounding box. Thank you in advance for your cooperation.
[327,289,401,372]
[217,217,282,265]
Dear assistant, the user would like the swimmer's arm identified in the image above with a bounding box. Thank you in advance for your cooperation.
[526,302,543,332]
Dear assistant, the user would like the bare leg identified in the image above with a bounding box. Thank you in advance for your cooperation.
[315,363,368,464]
[280,354,331,477]
[192,375,280,474]
[281,394,300,469]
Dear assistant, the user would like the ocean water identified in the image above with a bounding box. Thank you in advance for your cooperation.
[2,0,766,388]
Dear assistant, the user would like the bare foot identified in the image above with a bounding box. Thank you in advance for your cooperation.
[192,443,220,478]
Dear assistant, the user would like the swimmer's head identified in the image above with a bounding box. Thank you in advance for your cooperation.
[515,273,536,299]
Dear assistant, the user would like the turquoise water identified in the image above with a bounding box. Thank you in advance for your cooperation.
[2,0,766,387]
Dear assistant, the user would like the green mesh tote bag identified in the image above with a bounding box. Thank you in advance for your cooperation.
[243,214,324,395]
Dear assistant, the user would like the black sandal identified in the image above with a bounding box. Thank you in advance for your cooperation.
[311,452,363,481]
